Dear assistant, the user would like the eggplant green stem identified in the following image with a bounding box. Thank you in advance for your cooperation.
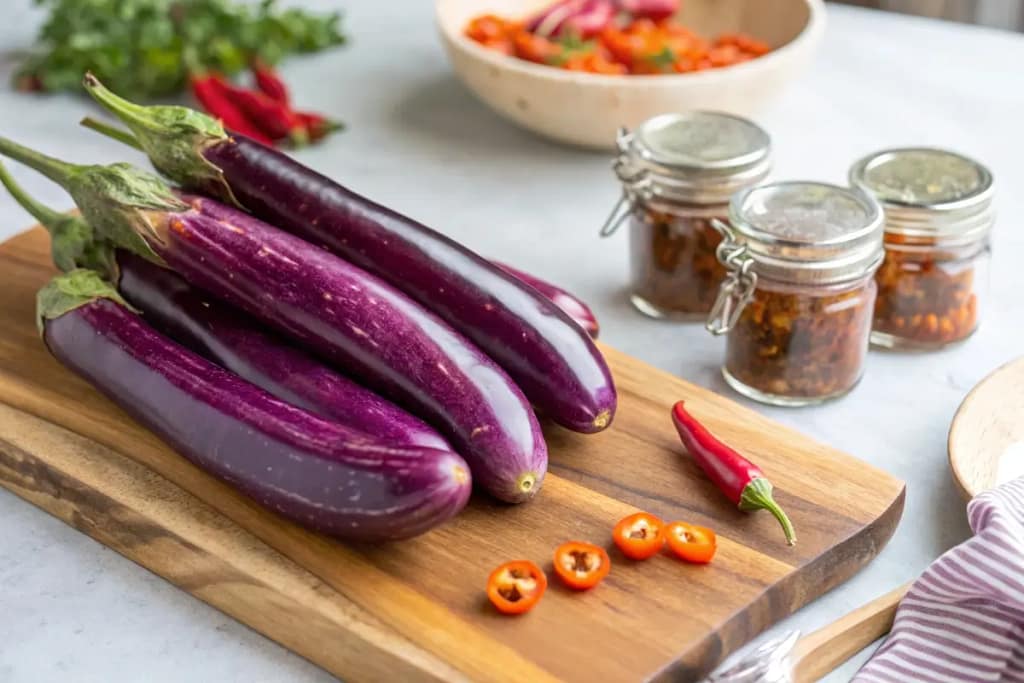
[739,478,797,546]
[82,72,238,206]
[0,160,63,225]
[37,269,131,335]
[0,135,78,186]
[80,117,143,151]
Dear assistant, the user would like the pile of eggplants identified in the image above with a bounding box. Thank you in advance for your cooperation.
[0,79,616,542]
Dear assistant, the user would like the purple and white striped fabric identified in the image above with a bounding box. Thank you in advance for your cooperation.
[855,477,1024,683]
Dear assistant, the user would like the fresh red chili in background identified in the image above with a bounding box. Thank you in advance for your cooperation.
[296,111,344,141]
[612,512,665,560]
[212,77,308,145]
[553,541,611,590]
[252,59,290,104]
[188,72,274,145]
[665,522,717,564]
[487,560,547,614]
[671,401,797,546]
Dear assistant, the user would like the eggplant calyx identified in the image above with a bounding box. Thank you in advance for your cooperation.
[0,134,183,265]
[82,73,240,208]
[36,269,133,334]
[0,160,116,276]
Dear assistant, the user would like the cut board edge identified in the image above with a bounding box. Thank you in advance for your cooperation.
[0,400,465,683]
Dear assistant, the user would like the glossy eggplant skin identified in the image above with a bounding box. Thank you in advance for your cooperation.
[149,197,547,503]
[199,138,617,434]
[494,262,600,339]
[115,251,452,452]
[43,299,472,541]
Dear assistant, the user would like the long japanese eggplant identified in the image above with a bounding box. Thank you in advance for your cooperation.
[36,270,472,541]
[0,138,547,503]
[82,75,617,435]
[494,262,600,339]
[116,252,453,451]
[0,161,452,452]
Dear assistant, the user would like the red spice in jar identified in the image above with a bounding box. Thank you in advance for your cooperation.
[871,234,982,347]
[629,207,727,317]
[724,279,876,400]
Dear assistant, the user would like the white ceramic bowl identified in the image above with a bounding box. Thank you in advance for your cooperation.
[437,0,826,149]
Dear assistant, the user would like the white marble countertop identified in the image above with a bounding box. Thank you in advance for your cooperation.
[1,2,1022,681]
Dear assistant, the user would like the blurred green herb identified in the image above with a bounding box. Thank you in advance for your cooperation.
[644,47,676,71]
[15,0,346,99]
[545,32,596,66]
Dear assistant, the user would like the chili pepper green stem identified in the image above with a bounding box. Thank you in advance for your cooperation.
[0,135,78,186]
[739,478,797,546]
[80,117,143,151]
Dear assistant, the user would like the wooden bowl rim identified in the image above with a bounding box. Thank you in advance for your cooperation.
[435,0,827,87]
[947,356,1024,501]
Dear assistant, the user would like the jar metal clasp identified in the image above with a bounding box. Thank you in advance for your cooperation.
[706,218,757,336]
[599,127,652,237]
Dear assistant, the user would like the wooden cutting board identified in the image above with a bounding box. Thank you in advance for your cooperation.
[0,227,904,682]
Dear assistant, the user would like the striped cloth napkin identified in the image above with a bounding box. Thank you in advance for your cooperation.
[855,477,1024,682]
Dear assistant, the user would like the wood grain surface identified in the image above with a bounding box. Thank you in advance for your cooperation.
[948,356,1024,501]
[0,227,905,682]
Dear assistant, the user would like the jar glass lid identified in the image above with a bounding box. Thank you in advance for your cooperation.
[849,148,995,242]
[849,148,993,210]
[727,181,885,285]
[635,112,771,172]
[618,111,773,205]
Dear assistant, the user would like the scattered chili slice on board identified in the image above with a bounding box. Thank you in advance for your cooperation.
[665,522,717,564]
[553,541,611,590]
[487,560,547,615]
[671,401,797,546]
[612,512,665,560]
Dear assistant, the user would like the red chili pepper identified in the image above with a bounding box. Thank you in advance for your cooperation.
[671,401,796,545]
[486,560,547,614]
[665,522,717,564]
[295,111,344,142]
[552,541,611,590]
[189,73,275,146]
[211,78,309,146]
[251,59,290,104]
[612,512,665,560]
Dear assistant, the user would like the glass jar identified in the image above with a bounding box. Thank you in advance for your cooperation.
[601,112,772,320]
[707,182,885,407]
[849,148,995,350]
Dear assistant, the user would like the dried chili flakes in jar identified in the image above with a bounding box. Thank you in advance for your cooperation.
[601,112,772,319]
[707,182,885,406]
[849,148,995,350]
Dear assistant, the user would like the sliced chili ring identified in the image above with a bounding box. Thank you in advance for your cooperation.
[665,522,717,564]
[487,560,547,615]
[553,541,611,590]
[613,512,666,560]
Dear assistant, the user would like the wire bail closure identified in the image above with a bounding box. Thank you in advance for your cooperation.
[600,127,652,237]
[706,218,757,336]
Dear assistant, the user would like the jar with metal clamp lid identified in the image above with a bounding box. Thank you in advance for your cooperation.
[707,182,885,406]
[849,148,995,350]
[600,112,772,319]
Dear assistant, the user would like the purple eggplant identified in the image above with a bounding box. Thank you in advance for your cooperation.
[0,137,546,503]
[36,270,472,541]
[81,76,617,436]
[116,252,453,451]
[495,262,600,339]
[0,160,452,452]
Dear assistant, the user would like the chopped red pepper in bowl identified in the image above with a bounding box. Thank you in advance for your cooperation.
[463,1,771,76]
